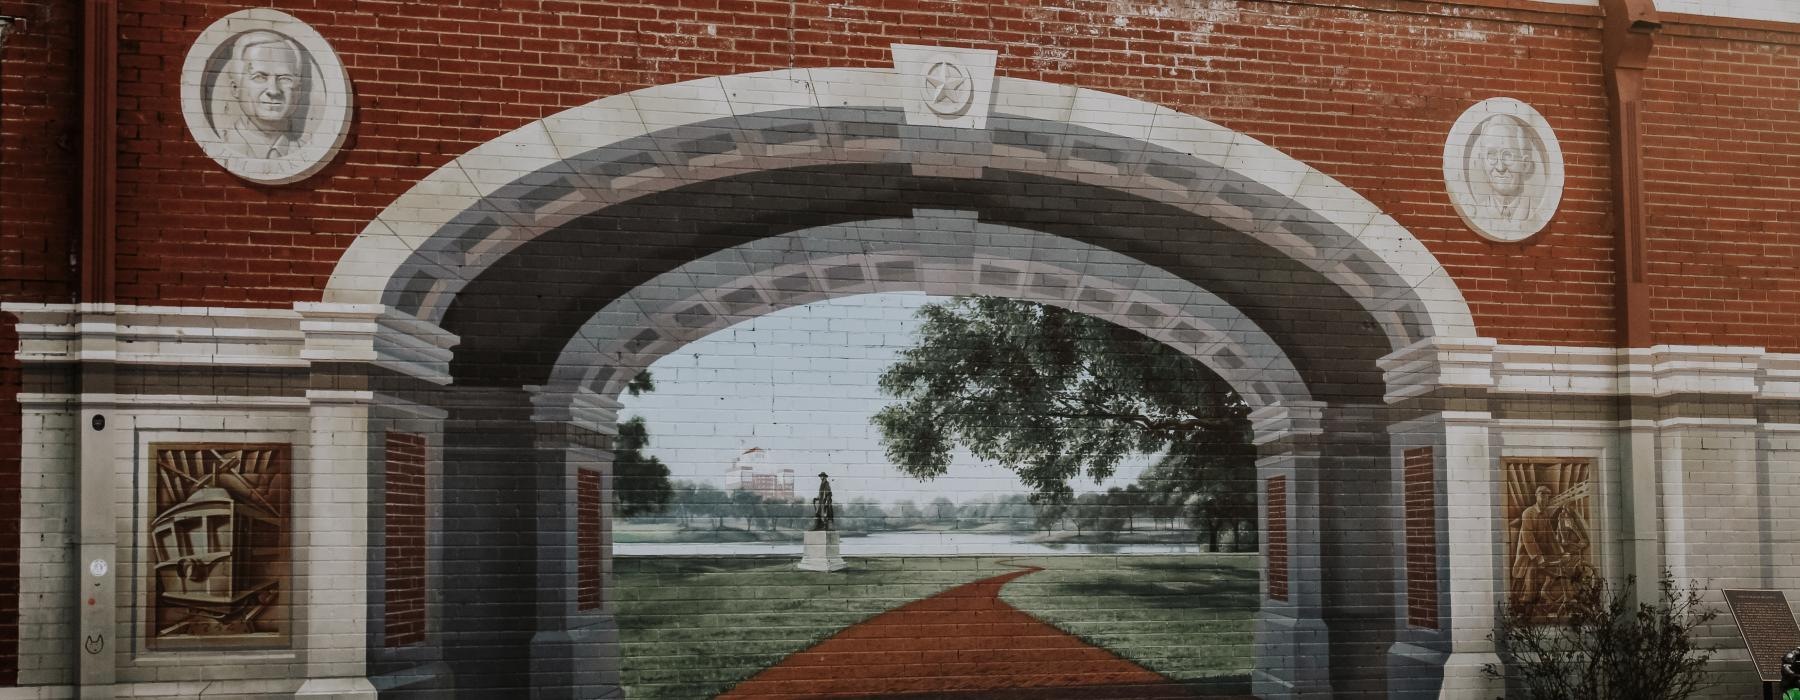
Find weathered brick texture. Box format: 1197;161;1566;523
1403;447;1438;630
1266;474;1287;602
0;1;80;303
0;0;1687;348
577;468;601;612
384;432;427;648
1642;21;1800;350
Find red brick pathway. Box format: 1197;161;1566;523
718;566;1219;699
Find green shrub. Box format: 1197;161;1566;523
1484;571;1718;700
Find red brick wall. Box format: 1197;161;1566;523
1402;447;1438;629
85;1;1615;345
1641;20;1800;351
1266;475;1287;602
577;468;601;612
384;432;427;647
5;1;1798;350
0;1;79;303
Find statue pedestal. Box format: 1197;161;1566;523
797;530;847;572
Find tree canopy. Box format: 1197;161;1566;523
873;296;1256;549
616;372;673;517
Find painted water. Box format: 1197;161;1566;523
614;530;1216;557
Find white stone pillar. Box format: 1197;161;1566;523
1376;336;1501;699
295;303;383;699
1434;409;1502;699
1250;400;1329;699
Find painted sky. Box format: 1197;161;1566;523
618;292;1153;505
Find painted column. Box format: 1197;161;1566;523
1250;401;1329;699
1377;337;1501;699
296;303;383;699
525;386;622;700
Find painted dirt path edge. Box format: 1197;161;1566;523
719;565;1236;699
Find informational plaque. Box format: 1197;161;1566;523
1724;589;1800;682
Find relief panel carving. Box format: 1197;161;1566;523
1502;457;1594;623
148;444;290;649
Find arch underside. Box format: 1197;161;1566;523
540;211;1312;410
378;107;1456;381
423;160;1399;404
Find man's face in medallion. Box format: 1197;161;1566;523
1476;116;1537;199
230;33;304;134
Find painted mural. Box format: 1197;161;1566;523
1502;457;1595;623
611;294;1261;698
147;444;290;649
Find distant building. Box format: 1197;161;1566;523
725;447;796;500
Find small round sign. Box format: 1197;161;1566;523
89;559;108;578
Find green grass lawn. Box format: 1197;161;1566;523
996;554;1259;692
613;554;1257;699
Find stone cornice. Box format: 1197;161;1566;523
1381;339;1793;403
2;302;461;388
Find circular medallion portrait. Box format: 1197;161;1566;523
1443;98;1564;243
180;9;352;185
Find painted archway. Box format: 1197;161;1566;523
322;52;1491;699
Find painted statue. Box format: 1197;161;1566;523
810;472;835;531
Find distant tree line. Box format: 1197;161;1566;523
627;479;1253;549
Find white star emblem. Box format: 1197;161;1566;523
922;61;972;115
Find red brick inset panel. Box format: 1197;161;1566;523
1267;475;1288;602
578;469;602;612
1403;447;1440;630
384;432;427;647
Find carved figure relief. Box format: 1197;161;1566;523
1502;457;1594;623
148;444;289;649
181;9;352;185
1444;98;1565;242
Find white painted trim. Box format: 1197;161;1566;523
1498;418;1630;431
1250;401;1327;445
323;61;1477;346
4;303;308;368
30;394;311;410
1381;341;1795;402
1496;0;1800;24
1654;0;1800;24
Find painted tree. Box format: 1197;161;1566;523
874;296;1256;550
615;373;673;517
